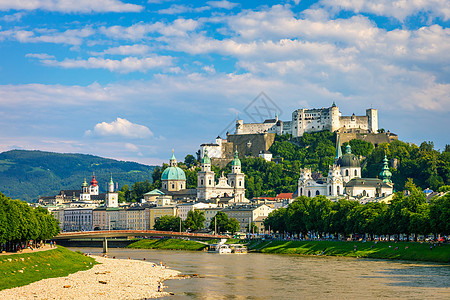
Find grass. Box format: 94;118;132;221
127;238;208;251
249;240;450;263
0;246;98;291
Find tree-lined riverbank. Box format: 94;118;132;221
248;240;450;263
128;237;449;263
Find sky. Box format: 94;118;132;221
0;0;449;166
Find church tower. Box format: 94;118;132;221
105;175;118;208
227;150;245;202
197;149;216;200
80;178;91;200
327;164;343;196
89;173;99;195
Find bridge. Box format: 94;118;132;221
54;230;230;253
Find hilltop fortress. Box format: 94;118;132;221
200;103;396;167
236;102;378;137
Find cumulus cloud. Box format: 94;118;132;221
91;44;150;56
25;53;55;60
86;118;153;139
1;12;24;22
158;4;209;15
41;56;173;73
99;19;199;40
207;1;238;10
0;27;94;45
320;0;450;21
0;0;143;13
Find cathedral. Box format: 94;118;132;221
298;135;393;199
159;150;247;202
197;150;246;202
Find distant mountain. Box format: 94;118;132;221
0;150;155;202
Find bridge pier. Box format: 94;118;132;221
103;237;108;253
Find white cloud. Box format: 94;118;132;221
207;1;238;10
91;44;150;56
1;12;24;22
0;0;143;13
99;19;200;40
157;4;209;15
125;142;139;152
319;0;450;21
41;56;173;73
86;118;153;139
25;53;55;60
0;27;94;45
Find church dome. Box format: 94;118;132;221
337;145;360;168
81;178;88;188
90;174;98;187
161;167;186;181
161;152;186;181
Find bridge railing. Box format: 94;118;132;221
56;230;230;239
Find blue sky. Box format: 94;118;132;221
0;0;449;165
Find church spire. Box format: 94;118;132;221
335;134;342;160
379;155;393;184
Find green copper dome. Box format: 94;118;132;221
161;167;186;181
161;152;186;181
337;145;360;168
379;155;392;183
231;150;241;166
81;178;88;188
201;149;211;164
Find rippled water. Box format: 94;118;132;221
70;247;450;299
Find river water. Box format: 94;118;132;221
69;247;450;299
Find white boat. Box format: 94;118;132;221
208;239;232;254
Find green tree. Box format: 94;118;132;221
264;207;287;234
209;212;239;234
154;215;185;232
184;155;198;168
185;210;205;231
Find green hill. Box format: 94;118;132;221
0;150;155;202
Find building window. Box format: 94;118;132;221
300;188;303;195
308;191;311;197
171;184;175;189
201;179;204;186
337;186;340;194
209;180;212;185
316;190;320;196
354;170;357;176
346;170;349;176
329;186;332;195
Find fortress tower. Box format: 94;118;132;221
366;108;378;133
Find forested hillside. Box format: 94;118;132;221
0;150;155;202
142;132;449;199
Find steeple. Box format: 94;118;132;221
379;155;393;184
335;134;342;160
108;174;114;192
169;149;177;167
345;144;352;154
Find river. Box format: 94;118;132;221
69;247;450;299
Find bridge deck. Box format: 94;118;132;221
54;230;229;240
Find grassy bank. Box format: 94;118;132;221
0;246;98;291
127;238;208;251
248;240;450;263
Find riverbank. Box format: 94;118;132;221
127;238;208;251
248;240;450;263
0;251;180;299
0;246;97;291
